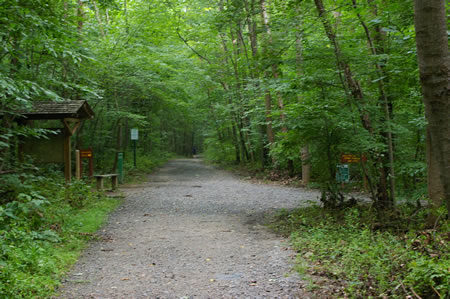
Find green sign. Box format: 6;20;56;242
336;164;350;183
118;152;124;184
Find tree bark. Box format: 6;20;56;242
77;0;84;32
244;0;268;166
314;0;393;207
260;0;275;147
261;0;287;133
352;0;395;201
414;0;450;215
426;128;444;208
295;6;311;184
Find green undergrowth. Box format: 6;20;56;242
0;172;122;298
271;205;449;298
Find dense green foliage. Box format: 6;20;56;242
272;205;449;298
0;0;441;202
0;0;448;297
0;172;121;298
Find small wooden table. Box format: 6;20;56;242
94;174;118;191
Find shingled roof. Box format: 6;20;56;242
19;100;94;120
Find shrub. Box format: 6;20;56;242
272;205;449;298
0;172;120;298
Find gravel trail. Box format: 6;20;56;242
58;159;321;298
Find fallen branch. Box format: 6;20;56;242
431;285;442;298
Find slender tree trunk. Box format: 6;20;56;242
245;0;268;166
111;120;122;172
314;0;393;207
124;0;129;34
77;0;84;32
217;0;247;163
260;0;275;149
295;6;311;184
352;0;395;201
414;0;450;216
260;0;287;133
105;8;110;25
112;93;122;172
92;0;105;37
229;22;250;162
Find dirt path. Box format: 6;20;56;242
58;159;320;298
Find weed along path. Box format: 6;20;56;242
58;159;320;298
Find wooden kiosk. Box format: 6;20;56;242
19;100;94;182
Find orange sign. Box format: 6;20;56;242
80;149;93;158
340;153;366;163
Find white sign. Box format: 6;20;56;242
131;128;139;140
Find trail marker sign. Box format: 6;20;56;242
79;148;94;177
80;148;93;158
340;153;367;163
336;164;350;183
131;128;139;140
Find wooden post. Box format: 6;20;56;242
62;118;81;183
111;175;118;190
75;150;81;180
89;155;93;177
96;177;104;190
79;152;83;176
64;129;71;183
88;147;93;177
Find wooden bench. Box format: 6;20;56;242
94;174;118;191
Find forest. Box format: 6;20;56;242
0;0;448;298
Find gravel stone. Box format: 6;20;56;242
57;159;321;298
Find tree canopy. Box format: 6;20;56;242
0;0;448;213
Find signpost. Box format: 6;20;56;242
118;152;124;184
130;128;138;168
340;153;367;163
336;164;350;184
339;153;368;188
79;148;94;177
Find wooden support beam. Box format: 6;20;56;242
75;150;81;180
62;118;81;136
64;129;71;183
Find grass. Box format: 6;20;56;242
270;204;449;298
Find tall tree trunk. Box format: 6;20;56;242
105;8;110;25
124;0;129;34
352;0;395;201
77;0;84;32
229;21;250;162
426;128;444;211
111;93;122;172
245;0;268;166
111;120;122;172
414;0;450;216
260;0;287;132
218;0;250;163
260;0;275;155
295;6;311;184
92;0;105;38
314;0;392;207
